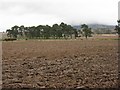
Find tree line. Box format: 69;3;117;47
6;22;93;39
115;20;120;37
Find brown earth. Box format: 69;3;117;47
2;37;119;88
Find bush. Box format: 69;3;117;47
3;38;17;41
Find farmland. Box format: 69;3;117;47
2;36;118;88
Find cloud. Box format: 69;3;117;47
0;0;119;31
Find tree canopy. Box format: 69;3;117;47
81;24;93;39
6;23;95;40
6;22;78;39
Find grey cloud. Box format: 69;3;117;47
0;0;119;31
0;0;77;17
0;2;44;15
0;1;66;15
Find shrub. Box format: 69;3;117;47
3;38;17;41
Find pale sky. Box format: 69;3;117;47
0;0;119;31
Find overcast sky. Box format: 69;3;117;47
0;0;119;31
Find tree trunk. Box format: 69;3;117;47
85;35;87;39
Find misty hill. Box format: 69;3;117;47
73;24;115;30
73;24;116;34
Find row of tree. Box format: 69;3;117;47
6;22;93;39
115;20;120;37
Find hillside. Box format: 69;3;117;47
73;24;115;34
73;24;115;30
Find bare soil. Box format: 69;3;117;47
2;37;118;88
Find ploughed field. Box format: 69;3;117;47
2;38;118;88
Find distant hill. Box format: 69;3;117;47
89;24;115;30
73;24;115;30
73;24;116;34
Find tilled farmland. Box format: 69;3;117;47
2;38;118;88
